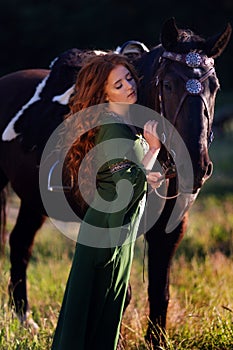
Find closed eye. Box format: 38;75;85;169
115;74;134;89
126;73;133;81
115;83;122;89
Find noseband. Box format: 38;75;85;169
154;51;216;199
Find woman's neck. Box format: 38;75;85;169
108;102;132;124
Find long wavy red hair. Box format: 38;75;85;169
63;53;139;209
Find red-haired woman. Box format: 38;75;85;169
51;53;161;350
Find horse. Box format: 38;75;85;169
135;18;231;346
0;17;231;348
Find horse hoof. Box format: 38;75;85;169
145;331;166;350
18;311;40;334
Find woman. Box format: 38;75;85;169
51;53;161;350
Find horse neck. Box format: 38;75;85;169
136;45;164;110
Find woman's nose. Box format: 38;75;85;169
125;80;133;89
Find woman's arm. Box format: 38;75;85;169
142;120;163;189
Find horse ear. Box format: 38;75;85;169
160;17;179;50
205;23;232;58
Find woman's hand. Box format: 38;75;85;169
146;172;164;189
142;120;161;171
143;120;161;150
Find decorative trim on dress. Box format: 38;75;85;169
109;160;132;174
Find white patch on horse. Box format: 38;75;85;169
52;85;75;105
193;68;202;77
93;50;107;55
49;56;59;69
2;75;49;141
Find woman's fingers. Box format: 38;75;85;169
146;172;164;189
143;120;161;149
152;122;159;137
144;120;158;135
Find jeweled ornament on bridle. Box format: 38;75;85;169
185;79;202;95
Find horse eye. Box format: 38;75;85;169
163;80;172;91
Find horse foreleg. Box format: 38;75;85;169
0;170;9;254
145;214;188;348
8;201;45;321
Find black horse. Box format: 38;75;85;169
0;18;231;348
135;19;231;346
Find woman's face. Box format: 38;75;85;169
105;65;137;104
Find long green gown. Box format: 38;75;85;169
51;112;148;350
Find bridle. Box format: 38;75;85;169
154;51;216;199
158;51;215;144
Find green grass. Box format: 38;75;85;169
0;224;75;350
203;131;233;195
0;130;233;349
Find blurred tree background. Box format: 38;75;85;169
0;0;232;91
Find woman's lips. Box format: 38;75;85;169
128;90;136;99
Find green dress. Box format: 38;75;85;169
51;112;148;350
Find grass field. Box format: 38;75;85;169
0;131;232;349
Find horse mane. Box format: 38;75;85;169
10;49;97;158
136;44;164;108
40;48;97;99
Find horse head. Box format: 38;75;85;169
138;18;232;195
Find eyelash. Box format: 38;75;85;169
115;75;133;89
